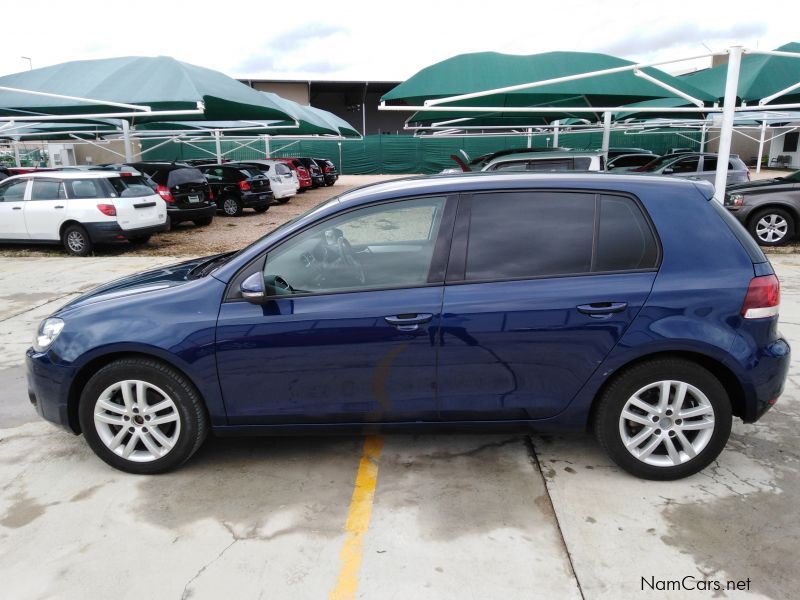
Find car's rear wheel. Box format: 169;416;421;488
594;358;731;480
62;224;93;257
749;208;794;246
222;197;244;216
193;216;213;226
78;358;208;474
128;235;151;245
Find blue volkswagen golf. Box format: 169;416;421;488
26;174;790;479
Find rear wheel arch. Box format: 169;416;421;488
67;351;208;434
58;219;83;238
587;350;746;430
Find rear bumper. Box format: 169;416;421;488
728;335;791;422
84;221;168;243
168;204;217;222
323;174;338;185
241;191;274;207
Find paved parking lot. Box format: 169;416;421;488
1;254;798;599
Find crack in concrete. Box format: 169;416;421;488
0;291;78;324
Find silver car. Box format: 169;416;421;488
633;153;749;184
481;150;604;173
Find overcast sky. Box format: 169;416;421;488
1;0;797;80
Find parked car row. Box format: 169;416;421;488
0;156;339;256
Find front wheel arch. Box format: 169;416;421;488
67;351;208;434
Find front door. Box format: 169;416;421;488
23;178;68;241
216;195;455;424
0;178;30;240
437;191;659;420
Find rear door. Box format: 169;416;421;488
667;156;700;179
437;191;659;421
23;178;68;240
0;178;30;239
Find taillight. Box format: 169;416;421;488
120;172;133;177
156;184;174;203
324;165;331;173
239;180;251;191
742;275;780;319
208;188;214;200
97;203;116;216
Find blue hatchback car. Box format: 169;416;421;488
26;174;790;479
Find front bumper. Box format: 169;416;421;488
26;349;78;433
84;221;168;243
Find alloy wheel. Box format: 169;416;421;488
66;231;86;253
755;214;788;243
223;198;239;215
93;379;181;463
618;379;715;467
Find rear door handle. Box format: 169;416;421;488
54;205;65;209
12;206;22;210
385;313;433;331
577;302;628;317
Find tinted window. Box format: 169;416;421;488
529;159;573;172
107;176;154;198
492;161;528;172
596;196;659;271
670;157;699;173
610;155;651;168
30;179;66;201
0;179;27;201
65;179;103;199
465;192;594;280
275;163;291;175
236;168;261;179
783;131;799;153
166;168;205;187
201;167;225;181
263;197;446;295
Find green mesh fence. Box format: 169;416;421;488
141;130;703;174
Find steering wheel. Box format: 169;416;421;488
337;236;366;284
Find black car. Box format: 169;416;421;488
605;147;654;159
0;166;9;181
725;170;800;246
312;158;338;186
198;164;273;216
126;162;215;227
288;157;325;187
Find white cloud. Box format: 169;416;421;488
0;0;797;81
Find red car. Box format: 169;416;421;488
274;158;312;192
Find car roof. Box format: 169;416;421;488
487;150;603;163
11;170;126;180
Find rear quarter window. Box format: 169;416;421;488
65;179;103;199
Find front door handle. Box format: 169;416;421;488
577;302;628;317
12;206;22;210
385;313;433;331
54;205;65;209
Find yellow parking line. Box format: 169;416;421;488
329;435;384;600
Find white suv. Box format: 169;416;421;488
0;171;168;256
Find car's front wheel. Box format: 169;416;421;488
594;358;732;480
78;357;208;474
749;208;794;246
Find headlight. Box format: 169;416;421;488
726;193;745;207
33;318;64;352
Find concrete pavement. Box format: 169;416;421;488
1;255;798;599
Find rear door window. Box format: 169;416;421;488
65;179;103;199
463;192;595;280
670;157;699;173
30;179;66;200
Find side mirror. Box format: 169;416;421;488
240;272;265;302
663;167;674;175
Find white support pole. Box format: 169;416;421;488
601;111;612;165
756;119;767;174
214;129;222;163
526;127;533;148
12;141;21;167
338;142;343;173
700;123;707;152
713;46;743;202
553;120;560;147
263;134;271;158
121;120;134;162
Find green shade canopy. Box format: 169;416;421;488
0;119;120;141
0;56;295;122
613;97;706;121
681;42;800;104
384;51;714;129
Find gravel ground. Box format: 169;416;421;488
0;175;411;258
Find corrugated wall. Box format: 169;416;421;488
140;130;703;174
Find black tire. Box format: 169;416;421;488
748;208;795;246
254;205;270;213
61;223;93;256
193;216;213;226
128;235;151;246
593;358;732;480
78;357;209;474
222;197;244;217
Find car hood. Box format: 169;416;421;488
58;254;228;311
727;178;788;193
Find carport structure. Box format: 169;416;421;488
380;45;800;199
0;56;359;166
